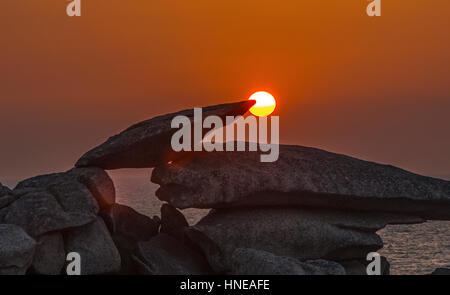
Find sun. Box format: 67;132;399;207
248;91;276;116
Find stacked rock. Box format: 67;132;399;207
1;100;449;275
0;101;253;275
0;168;163;275
150;146;449;274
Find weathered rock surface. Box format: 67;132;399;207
16;167;115;209
132;233;212;275
190;208;422;273
431;268;450;275
0;168;115;237
160;203;189;241
75;100;255;169
31;233;65;275
0;194;16;210
0;183;11;197
0;224;36;275
1;190;97;237
100;203;160;274
101;203;159;242
65;218;121;274
70;167;115;208
0;183;14;209
231;248;346;275
152;145;450;220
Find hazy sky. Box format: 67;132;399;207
1;1;449;182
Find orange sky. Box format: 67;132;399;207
1;1;449;182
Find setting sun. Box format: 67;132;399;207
248;91;276;117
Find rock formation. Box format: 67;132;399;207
132;233;212;275
152;146;450;219
0;183;11;198
0;224;36;275
1;101;448;275
230;248;346;275
75;101;255;169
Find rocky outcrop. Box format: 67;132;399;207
1;101;448;275
75;101;255;169
31;233;65;275
16;167;115;209
0;168;116;238
132;233;212;275
0;183;14;209
70;167;115;209
431;268;450;275
189;208;421;273
231;248;346;275
0;183;11;197
100;204;160;274
0;168;123;274
1;190;97;237
101;203;159;242
65;218;121;275
160;203;189;241
152;145;450;220
0;224;36;275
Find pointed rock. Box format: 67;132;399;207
0;183;11;197
160;203;188;241
100;203;160;274
100;203;159;242
75;100;255;169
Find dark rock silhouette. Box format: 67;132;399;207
16;167;115;209
160;203;189;241
76;101;255;169
0;183;14;209
100;203;160;274
152;145;450;220
101;203;159;242
431;268;450;275
189;208;424;273
31;233;65;275
65;218;121;275
231;248;346;275
0;183;11;198
132;233;212;275
1;190;97;237
0;224;36;275
1;102;448;275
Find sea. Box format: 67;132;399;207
3;170;450;275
